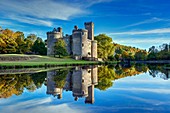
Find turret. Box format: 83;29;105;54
46;28;63;56
84;22;94;40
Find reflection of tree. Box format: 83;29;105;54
96;66;114;90
0;74;33;98
96;65;147;90
0;72;46;98
134;64;148;73
148;64;170;79
53;69;69;88
30;72;46;89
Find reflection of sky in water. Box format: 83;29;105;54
0;72;170;113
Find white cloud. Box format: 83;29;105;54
83;0;113;7
0;0;85;20
7;15;53;27
0;0;86;27
108;28;170;35
0;0;113;27
112;37;170;45
119;17;163;29
0;20;25;28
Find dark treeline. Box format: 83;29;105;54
0;72;46;98
0;28;47;55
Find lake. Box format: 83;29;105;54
0;64;170;113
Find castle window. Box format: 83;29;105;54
88;70;91;73
82;43;84;47
88;52;91;55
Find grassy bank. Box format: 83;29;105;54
0;54;101;68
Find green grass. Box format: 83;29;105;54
0;54;98;67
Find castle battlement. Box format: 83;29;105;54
47;22;97;60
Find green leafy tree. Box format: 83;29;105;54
24;34;37;53
134;51;147;60
94;34;114;60
54;39;68;57
0;29;17;53
96;66;115;90
32;37;47;55
15;31;26;53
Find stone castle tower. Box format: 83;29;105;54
47;22;97;60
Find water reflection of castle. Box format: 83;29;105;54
45;66;98;104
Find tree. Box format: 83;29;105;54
54;39;68;57
94;34;114;60
0;29;17;53
134;51;147;60
32;37;47;55
15;31;26;53
24;34;37;53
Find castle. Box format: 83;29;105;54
47;22;97;60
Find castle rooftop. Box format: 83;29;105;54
72;29;88;33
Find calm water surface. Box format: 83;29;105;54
0;65;170;113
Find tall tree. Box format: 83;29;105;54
94;34;114;60
15;31;26;53
0;29;17;53
24;34;37;53
32;37;47;55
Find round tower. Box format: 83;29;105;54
47;28;63;56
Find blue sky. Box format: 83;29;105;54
0;0;170;49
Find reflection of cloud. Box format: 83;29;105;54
118;94;170;106
111;87;170;94
0;97;86;113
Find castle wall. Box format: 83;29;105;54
63;35;72;55
81;32;92;58
72;30;85;56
